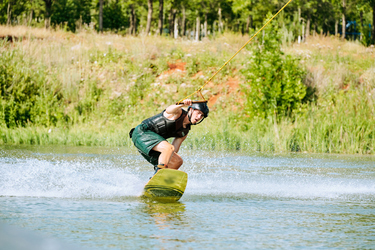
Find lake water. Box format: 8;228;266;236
0;145;374;249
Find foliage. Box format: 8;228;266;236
52;0;92;32
95;0;129;32
240;23;307;120
0;44;65;128
358;23;373;46
0;27;374;154
0;0;374;45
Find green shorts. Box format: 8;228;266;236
130;123;166;166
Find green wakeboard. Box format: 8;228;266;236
142;169;188;202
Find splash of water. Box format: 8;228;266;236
1;150;374;201
0;157;143;198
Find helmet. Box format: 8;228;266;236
189;102;209;118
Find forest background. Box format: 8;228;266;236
0;0;375;154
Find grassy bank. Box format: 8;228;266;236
1;26;375;154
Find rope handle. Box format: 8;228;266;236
176;100;207;105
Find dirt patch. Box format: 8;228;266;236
156;61;242;109
168;60;186;71
208;77;240;106
157;60;186;80
227;77;239;92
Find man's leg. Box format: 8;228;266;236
168;152;183;170
151;141;174;167
151;141;183;170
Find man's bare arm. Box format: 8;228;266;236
164;99;192;119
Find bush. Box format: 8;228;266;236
0;46;65;128
358;24;373;47
240;23;307;120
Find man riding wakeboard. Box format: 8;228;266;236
129;99;209;174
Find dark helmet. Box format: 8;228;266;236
189;102;209;118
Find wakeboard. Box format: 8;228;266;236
141;169;188;202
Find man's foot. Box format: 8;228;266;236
150;164;167;178
153;165;161;175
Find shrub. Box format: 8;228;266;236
240;23;307;120
0;46;65;128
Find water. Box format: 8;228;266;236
1;145;374;249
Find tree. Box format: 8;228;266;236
0;0;29;25
99;0;103;32
52;0;91;32
42;0;53;28
158;0;163;35
359;0;375;44
25;0;45;26
129;3;136;35
342;0;347;39
232;0;254;34
146;0;153;34
371;0;375;44
330;0;358;39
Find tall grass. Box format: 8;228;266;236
1;26;375;154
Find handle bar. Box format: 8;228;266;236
176;100;207;105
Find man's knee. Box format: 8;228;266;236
153;141;174;154
168;144;175;153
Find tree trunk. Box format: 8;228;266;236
360;11;363;41
169;8;176;37
174;17;178;38
168;9;172;36
306;15;310;39
43;0;52;29
302;22;305;41
99;0;103;33
245;15;252;34
158;0;164;35
134;8;137;34
313;23;316;36
28;0;34;26
129;4;135;35
335;20;338;36
7;2;11;25
196;13;200;41
342;14;346;39
192;22;196;39
182;5;186;37
204;12;208;38
341;0;346;40
28;0;33;26
372;2;375;44
186;20;190;38
146;0;153;35
29;9;34;26
218;6;222;33
302;22;306;42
